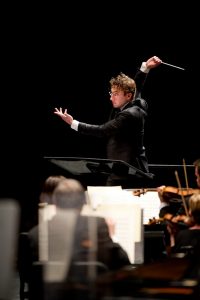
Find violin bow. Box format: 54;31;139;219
175;170;189;217
183;158;189;190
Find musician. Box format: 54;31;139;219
54;56;162;188
158;159;200;220
157;185;186;220
194;158;200;188
171;193;200;279
156;160;200;251
28;178;131;271
171;193;200;249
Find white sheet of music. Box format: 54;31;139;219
82;187;143;264
86;185;122;208
86;186;160;224
126;191;161;224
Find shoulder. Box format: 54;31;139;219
78;215;108;228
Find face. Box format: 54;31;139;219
195;166;200;188
109;87;132;109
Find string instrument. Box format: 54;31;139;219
133;186;200;198
148;214;174;225
143;160;199;255
148;214;194;227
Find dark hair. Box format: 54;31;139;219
40;175;66;204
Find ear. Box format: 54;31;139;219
127;92;132;100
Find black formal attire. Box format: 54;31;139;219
159;194;191;219
27;214;130;271
19;214;130;299
76;70;150;188
172;228;200;254
171;228;200;279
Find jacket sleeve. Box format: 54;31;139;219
134;69;148;98
78;110;138;137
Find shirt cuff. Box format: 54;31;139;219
71;120;79;131
140;62;150;74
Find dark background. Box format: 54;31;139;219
1;3;199;229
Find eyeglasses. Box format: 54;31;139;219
109;90;135;96
109;91;119;97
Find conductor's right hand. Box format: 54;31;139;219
54;107;73;125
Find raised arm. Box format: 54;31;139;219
135;55;162;97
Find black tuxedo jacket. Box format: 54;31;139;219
27;214;130;272
78;70;149;174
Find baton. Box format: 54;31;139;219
162;61;185;71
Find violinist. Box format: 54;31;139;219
171;193;200;278
157;185;187;220
156;185;190;251
157;158;200;222
171;193;200;251
155;160;200;248
193;158;200;188
157;186;197;228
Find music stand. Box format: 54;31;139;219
43;157;154;188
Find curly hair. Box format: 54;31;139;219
109;72;136;97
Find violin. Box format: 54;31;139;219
148;214;174;225
148;214;194;227
160;186;199;197
171;214;194;226
133;186;200;197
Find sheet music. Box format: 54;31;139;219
82;187;143;264
126;190;160;224
86;185;122;208
86;186;160;224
